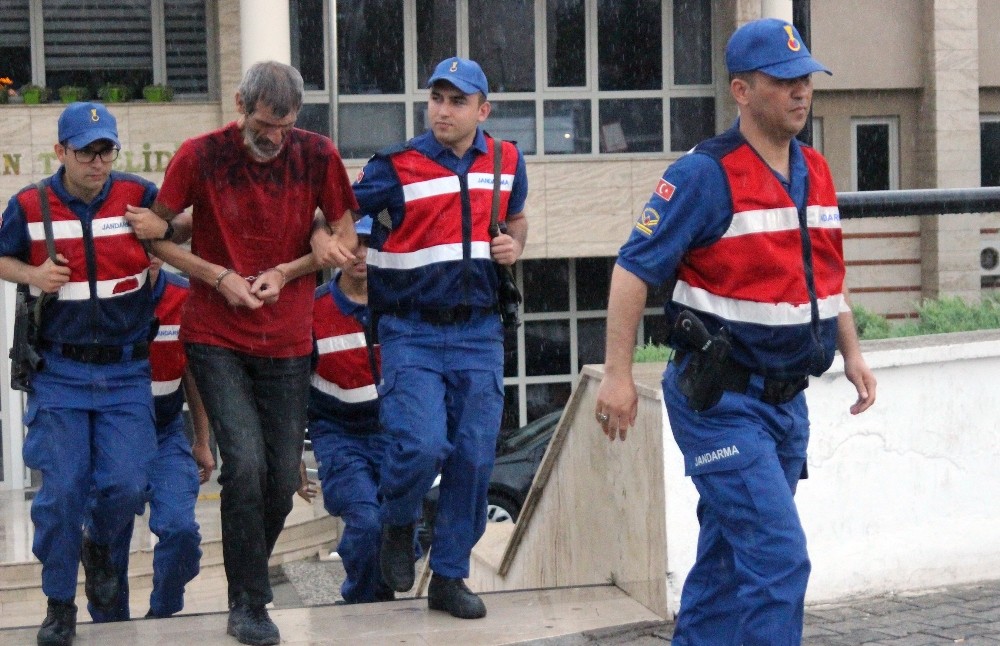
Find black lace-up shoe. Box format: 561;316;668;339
80;534;118;611
227;603;280;646
380;523;415;592
37;598;77;646
427;574;487;619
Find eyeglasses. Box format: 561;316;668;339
69;147;120;163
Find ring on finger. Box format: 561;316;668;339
597;412;609;423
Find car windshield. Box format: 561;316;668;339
496;410;562;455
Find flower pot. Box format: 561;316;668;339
60;90;81;103
142;86;173;103
22;89;42;104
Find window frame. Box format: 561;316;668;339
310;0;715;160
10;0;215;99
850;116;900;192
980;114;1000;188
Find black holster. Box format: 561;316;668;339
672;310;732;412
9;289;45;393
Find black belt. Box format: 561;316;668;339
388;305;497;325
41;340;149;364
674;350;808;405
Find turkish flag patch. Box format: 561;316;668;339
655;179;676;202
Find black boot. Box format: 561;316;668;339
37;598;77;646
380;523;415;592
81;534;119;611
227;603;280;646
427;574;487;619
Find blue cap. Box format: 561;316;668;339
726;18;831;79
57;102;120;149
427;57;489;98
355;215;373;236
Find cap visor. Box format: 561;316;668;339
427;75;481;95
65;131;120;150
758;57;832;79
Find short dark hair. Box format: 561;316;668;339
238;61;304;118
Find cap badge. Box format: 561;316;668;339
784;25;801;52
90;109;100;122
449;60;459;72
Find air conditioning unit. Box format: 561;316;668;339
981;239;1000;278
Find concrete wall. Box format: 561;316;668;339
472;330;1000;616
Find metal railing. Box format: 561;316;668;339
838;187;1000;218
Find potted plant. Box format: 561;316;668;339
0;77;14;104
98;82;131;103
20;84;52;104
58;85;89;103
142;83;174;103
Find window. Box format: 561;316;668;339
851;117;899;191
0;0;211;99
294;0;715;158
502;257;665;428
982;116;1000;187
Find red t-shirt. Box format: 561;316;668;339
157;122;358;357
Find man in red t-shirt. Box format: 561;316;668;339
126;61;358;646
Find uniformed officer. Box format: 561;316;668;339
84;252;215;623
0;102;159;646
298;215;399;604
352;57;528;619
595;19;877;645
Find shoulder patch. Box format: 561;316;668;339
635;207;660;236
655;178;676;202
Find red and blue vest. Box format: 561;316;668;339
308;277;380;435
666;132;845;379
367;136;518;312
150;270;189;428
15;173;154;346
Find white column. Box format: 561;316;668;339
761;0;793;21
240;0;291;72
0;281;26;490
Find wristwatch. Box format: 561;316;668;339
161;221;175;241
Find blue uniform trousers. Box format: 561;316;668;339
87;415;202;621
311;421;394;603
22;351;156;604
663;359;811;646
376;313;504;579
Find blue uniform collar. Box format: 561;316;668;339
328;272;370;324
412;128;488;165
48;166;114;214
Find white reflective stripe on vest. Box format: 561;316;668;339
27;219;84;240
806;205;841;228
722;206;799;238
155;324;181;341
317;332;366;355
152;378;182;397
673;280;845;326
90;216;134;238
30;268;149;301
367;241;491;270
466;172;514;192
403;176;461;202
310;373;378;403
401;173;514;203
721;205;841;240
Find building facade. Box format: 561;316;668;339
1;0;998;487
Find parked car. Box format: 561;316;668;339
419;409;562;551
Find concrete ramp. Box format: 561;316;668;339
0;585;661;645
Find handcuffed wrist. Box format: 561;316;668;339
214;268;234;291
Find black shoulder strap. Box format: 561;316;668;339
35;181;59;263
489;138;502;238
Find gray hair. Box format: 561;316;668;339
238;61;304;118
